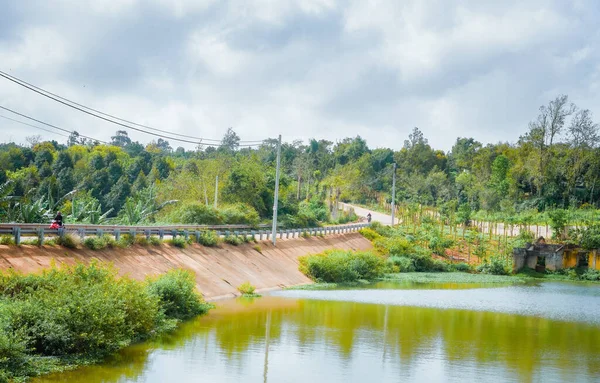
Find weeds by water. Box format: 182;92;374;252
237;281;261;297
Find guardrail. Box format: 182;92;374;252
0;222;371;245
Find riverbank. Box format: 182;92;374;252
0;233;372;300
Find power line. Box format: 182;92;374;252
0;104;262;149
0;105;109;144
0;70;264;144
0;114;69;138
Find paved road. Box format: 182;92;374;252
339;203;399;226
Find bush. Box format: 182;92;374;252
451;262;472;272
224;235;242;246
83;235;117;250
580;268;600;281
149;236;162;246
0;236;14;246
56;233;79;249
0;264;212;382
220;203;260;225
428;235;453;256
169;237;188;248
252;245;262;253
359;228;381;241
197;231;220;247
387;256;416;272
118;234;135;248
375;237;415;256
299;250;385;283
174;203;223;225
237;281;256;295
146;269;211;320
477;255;509;275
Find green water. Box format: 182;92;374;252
34;282;600;383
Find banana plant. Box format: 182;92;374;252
119;185;178;225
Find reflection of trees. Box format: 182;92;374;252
35;297;600;383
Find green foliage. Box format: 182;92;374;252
477;255;509;275
252;245;262;253
223;235;242;245
299;250;385;283
548;209;568;239
197;231;220;247
0;236;14;246
387;256;416;272
55;233;79;249
450;262;472;272
359;228;381;241
237;281;257;295
428;234;453;256
149;236;162;246
0;263;211;381
169;237;188;248
580;268;600;281
220;203;260;225
83;235;116;250
572;225;600;250
146;269;211;320
375;237;415;256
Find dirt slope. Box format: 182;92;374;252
0;233;372;300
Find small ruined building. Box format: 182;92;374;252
513;237;600;273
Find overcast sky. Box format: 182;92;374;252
0;0;599;151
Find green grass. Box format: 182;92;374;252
380;272;526;284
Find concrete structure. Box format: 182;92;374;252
0;232;372;300
513;238;595;272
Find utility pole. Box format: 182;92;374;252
391;163;396;226
272;135;282;245
214;175;218;209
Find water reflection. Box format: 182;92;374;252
34;283;600;383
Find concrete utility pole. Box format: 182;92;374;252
272;135;282;245
391;163;396;226
214;175;219;209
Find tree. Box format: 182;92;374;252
219;128;240;152
111;130;132;147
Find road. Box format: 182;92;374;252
339;203;399;226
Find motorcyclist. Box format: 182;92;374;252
367;213;372;223
53;211;64;228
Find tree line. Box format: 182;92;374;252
0;94;598;226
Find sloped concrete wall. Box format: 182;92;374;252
0;233;372;300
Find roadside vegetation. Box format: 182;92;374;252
0;263;211;382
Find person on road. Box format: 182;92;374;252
53;211;64;228
367;213;372;223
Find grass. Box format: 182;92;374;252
169;237;188;248
380;272;527;284
224;235;242;246
252;245;262;253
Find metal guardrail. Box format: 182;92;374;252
0;222;371;245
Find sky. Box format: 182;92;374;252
0;0;599;152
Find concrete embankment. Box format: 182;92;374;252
0;233;372;300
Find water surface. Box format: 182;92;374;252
34;282;600;383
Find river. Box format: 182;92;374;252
33;281;600;383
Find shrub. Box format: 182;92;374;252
0;264;212;382
135;235;149;246
252;245;262;253
0;236;14;246
174;203;223;225
224;235;242;246
451;263;472;272
580;268;600;281
359;228;381;241
387;256;415;272
301;231;310;238
220;203;260;225
56;233;79;249
428;235;453;256
83;235;117;250
237;281;256;295
20;238;40;246
299;250;385;283
149;236;162;246
146;269;211;320
477;255;509;275
118;234;135;248
169;237;188;248
375;237;415;256
197;231;220;247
